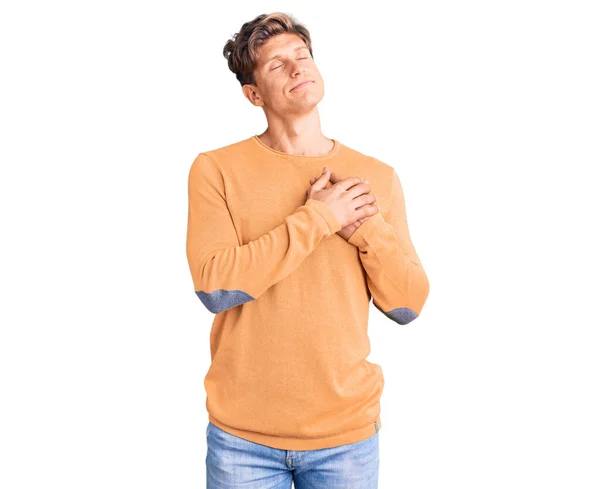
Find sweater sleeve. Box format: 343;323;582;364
347;167;430;325
186;153;342;314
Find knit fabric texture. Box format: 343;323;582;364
186;134;430;450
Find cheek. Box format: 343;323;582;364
263;82;284;100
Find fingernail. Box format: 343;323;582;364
365;179;369;183
323;166;327;172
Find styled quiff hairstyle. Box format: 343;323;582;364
223;12;314;88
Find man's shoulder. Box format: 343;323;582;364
337;140;394;176
189;137;258;177
197;136;254;162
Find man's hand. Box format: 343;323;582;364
309;171;380;241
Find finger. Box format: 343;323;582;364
356;198;378;212
312;166;331;189
330;173;368;186
342;176;366;191
358;202;380;219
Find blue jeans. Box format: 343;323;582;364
206;421;379;488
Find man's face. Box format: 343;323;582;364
244;33;324;116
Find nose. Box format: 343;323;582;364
291;61;305;77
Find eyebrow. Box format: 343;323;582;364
264;45;309;63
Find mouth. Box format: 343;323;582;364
291;80;313;91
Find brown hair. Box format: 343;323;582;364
222;12;314;88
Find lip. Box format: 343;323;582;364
291;80;313;91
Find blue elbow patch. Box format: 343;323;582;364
374;302;418;325
195;289;255;314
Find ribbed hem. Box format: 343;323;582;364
208;414;382;450
305;199;342;234
347;211;385;248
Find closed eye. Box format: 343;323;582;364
271;57;310;70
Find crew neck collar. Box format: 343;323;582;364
251;134;340;159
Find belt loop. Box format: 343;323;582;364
374;420;379;433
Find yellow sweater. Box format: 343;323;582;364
186;134;430;450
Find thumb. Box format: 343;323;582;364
312;166;331;190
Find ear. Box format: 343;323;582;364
241;84;263;106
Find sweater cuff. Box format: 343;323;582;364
347;211;385;248
305;199;342;234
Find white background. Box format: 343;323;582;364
1;1;599;488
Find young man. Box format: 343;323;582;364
186;12;430;489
